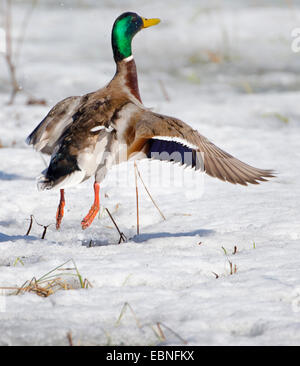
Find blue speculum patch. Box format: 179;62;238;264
147;139;203;169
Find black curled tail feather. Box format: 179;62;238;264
47;151;80;182
38;144;81;190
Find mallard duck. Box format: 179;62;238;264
27;12;274;230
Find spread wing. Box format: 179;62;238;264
26;96;82;155
129;109;274;186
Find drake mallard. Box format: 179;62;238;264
27;12;274;230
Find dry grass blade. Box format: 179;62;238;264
158;79;170;102
67;331;73;346
113;304;187;345
15;277;71;297
82;278;93;289
221;246;238;276
228;259;237;275
135;163;166;221
13;257;24;266
115;302;141;328
154;322;188;345
151;322;166;342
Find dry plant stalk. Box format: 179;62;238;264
133;161;166;236
66;332;73;346
25;214;34;235
3;0;20;104
41;225;49;239
135;163;166;221
212;271;219;279
134;161;139;235
25;214;53;239
2;0;38;104
228;259;237;275
105;208;126;243
158;79;170;102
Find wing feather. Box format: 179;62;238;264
26;96;81;155
131;109;274;185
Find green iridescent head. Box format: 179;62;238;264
111;12;160;62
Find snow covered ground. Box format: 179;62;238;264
0;0;300;346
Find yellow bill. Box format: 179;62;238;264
142;17;161;28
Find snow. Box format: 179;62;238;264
0;0;300;346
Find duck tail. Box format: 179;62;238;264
37;170;54;191
37;150;85;191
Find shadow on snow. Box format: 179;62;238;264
132;229;214;243
0;171;33;181
0;232;37;242
82;228;214;247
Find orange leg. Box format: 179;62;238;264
56;189;65;230
81;182;100;230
